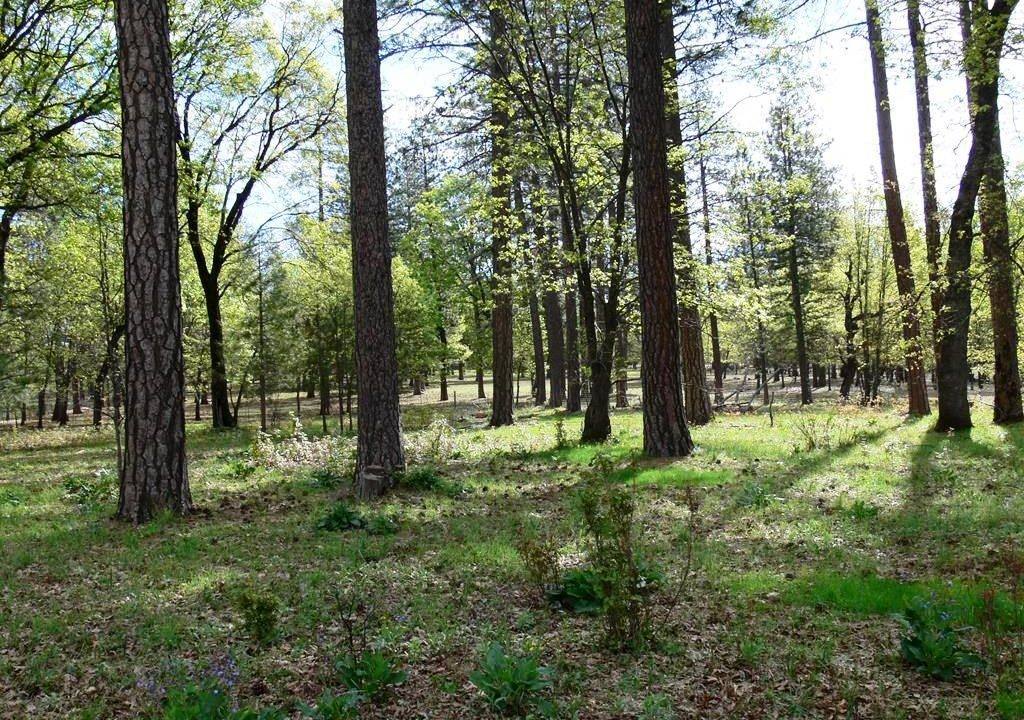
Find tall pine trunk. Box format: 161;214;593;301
864;0;930;416
979;118;1022;423
936;0;1016;431
488;3;514;427
114;0;191;522
907;0;943;366
343;0;406;496
698;152;724;405
625;0;693;457
660;11;711;425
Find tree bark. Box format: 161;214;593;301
788;238;812;405
343;0;406;495
542;286;566;407
528;287;546;405
114;0;191;522
660;11;711;425
564;286;581;412
488;3;514;427
907;0;943;366
625;0;693;457
864;0;930;416
698;151;724;405
979;116;1022;424
936;0;1017;431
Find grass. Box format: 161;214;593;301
2;404;1024;718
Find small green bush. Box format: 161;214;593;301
469;643;553;716
299;690;361;719
365;512;400;536
734;481;770;509
399;466;442;490
515;533;560;591
317;502;367;532
573;460;662;650
899;597;984;680
160;681;284;719
334;650;407;702
234;587;279;646
62;470;115;509
223;458;256;479
548;568;604;615
309;468;344;489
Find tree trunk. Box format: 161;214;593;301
543;287;566;407
864;0;931;416
343;0;406;495
661;12;711;425
787;239;812;405
528;288;546;406
114;0;190;522
202;284;236;428
624;0;693;457
907;0;943;366
488;4;514;428
699;154;724;406
615;324;629;408
476;365;486;399
564;286;581;412
936;0;1016;431
979;112;1022;423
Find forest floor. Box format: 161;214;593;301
3;403;1024;719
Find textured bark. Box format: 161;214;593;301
615;325;629;408
115;0;191;523
542;286;566;407
864;0;931;417
907;0;943;364
528;288;546;405
625;0;693;457
202;283;235;428
92;324;125;426
936;0;1017;431
979;108;1022;423
564;286;582;412
343;0;406;496
698;153;724;405
488;3;514;427
788;239;812;405
660;12;711;425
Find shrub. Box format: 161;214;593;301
334;650;407;702
469;643;553;716
554;416;568;450
160;680;284;720
62;469;115;509
223;458;256;479
234;587;279;646
515;532;560;592
547;568;604;615
573;460;660;650
398;465;462;497
299;691;360;719
734;481;770;509
399;466;442;491
899;597;984;680
365;512;400;536
317;502;367;532
309;468;344;489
